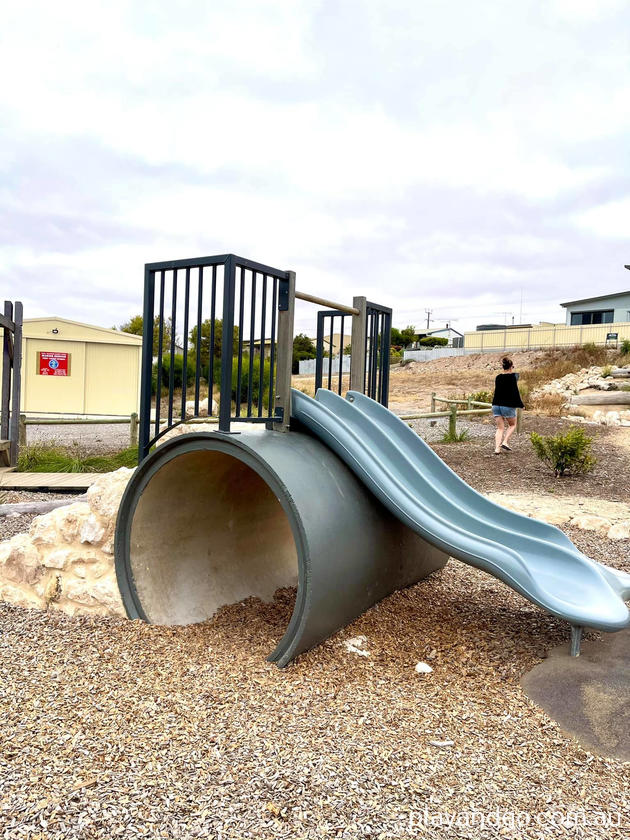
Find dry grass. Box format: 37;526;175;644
527;392;567;417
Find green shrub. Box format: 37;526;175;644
469;390;492;404
530;426;596;477
152;354;196;394
419;336;448;347
620;339;630;356
231;353;272;411
601;364;613;378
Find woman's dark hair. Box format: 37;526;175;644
501;357;513;370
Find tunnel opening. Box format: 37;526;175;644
126;448;299;626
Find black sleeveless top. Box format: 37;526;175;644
492;372;524;408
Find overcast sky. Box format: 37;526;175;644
2;0;629;336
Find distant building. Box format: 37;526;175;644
560;290;630;326
411;326;463;348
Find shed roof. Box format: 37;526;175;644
24;317;143;345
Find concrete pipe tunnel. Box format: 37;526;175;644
115;428;448;666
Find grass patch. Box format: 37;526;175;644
441;428;470;443
18;443;138;473
528;392;566;417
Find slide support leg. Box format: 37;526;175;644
570;625;582;657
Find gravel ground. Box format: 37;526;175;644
2;418;629;838
24;423;133;454
0;492;82;541
1;549;628;840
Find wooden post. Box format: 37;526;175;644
130;412;139;447
467;395;472;409
350;296;367;393
274;271;296;432
449;404;457;439
19;414;26;449
516;408;522;434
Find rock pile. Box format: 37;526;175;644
534;366;624;399
0;468;133;617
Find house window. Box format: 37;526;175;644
570;310;614;326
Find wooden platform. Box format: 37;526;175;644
0;472;102;490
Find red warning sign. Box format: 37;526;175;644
38;351;70;376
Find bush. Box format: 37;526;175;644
601;364;613;378
469;390;492;404
231;353;272;411
620;339;630;356
441;428;470;443
419;336;448;347
152;354;196;394
530;426;596;477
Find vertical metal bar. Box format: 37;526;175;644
350;296;367;394
208;266;217;416
327;314;334;390
273;271;295;431
138;268;155;461
247;271;257;416
1;301;13;442
381;311;392;406
219;256;236;432
369;309;378;398
235;267;245;417
338;315;345;395
315;312;325;392
9;302;22;466
167;269;178;428
258;274;267;417
376;312;383;402
154;271;166;440
570;625;582;657
194;267;203;415
180;268;190;419
267;277;278;417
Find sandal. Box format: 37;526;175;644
501;444;512;451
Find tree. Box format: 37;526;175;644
293;333;317;374
119;315;173;356
419;336;448;347
390;325;416;349
189;319;240;369
343;343;352;355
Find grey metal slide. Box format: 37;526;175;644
291;389;630;640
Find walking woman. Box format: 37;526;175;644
492;357;524;454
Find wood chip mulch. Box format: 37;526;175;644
1;543;629;839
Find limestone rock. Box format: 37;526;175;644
607;521;630;540
0;534;42;584
80;513;106;545
86;468;134;520
568;514;612;533
62;574;124;614
158;422;218;446
0;581;45;610
185;397;218;418
30;503;90;546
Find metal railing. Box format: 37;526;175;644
1;301;23;467
139;254;393;462
139;255;291;459
313;297;392;405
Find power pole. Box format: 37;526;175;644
424;309;432;330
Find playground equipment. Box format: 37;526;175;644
115;254;630;665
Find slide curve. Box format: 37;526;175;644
291;388;630;632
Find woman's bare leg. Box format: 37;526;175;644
503;417;517;446
494;417;504;452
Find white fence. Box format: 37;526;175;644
298;355;352;375
403;347;480;363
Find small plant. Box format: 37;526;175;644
469;390;492;404
530;426;596;477
601;364;613;378
441;428;470;443
528;392;566;417
620;338;630;356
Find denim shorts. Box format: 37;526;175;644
492;405;517;418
